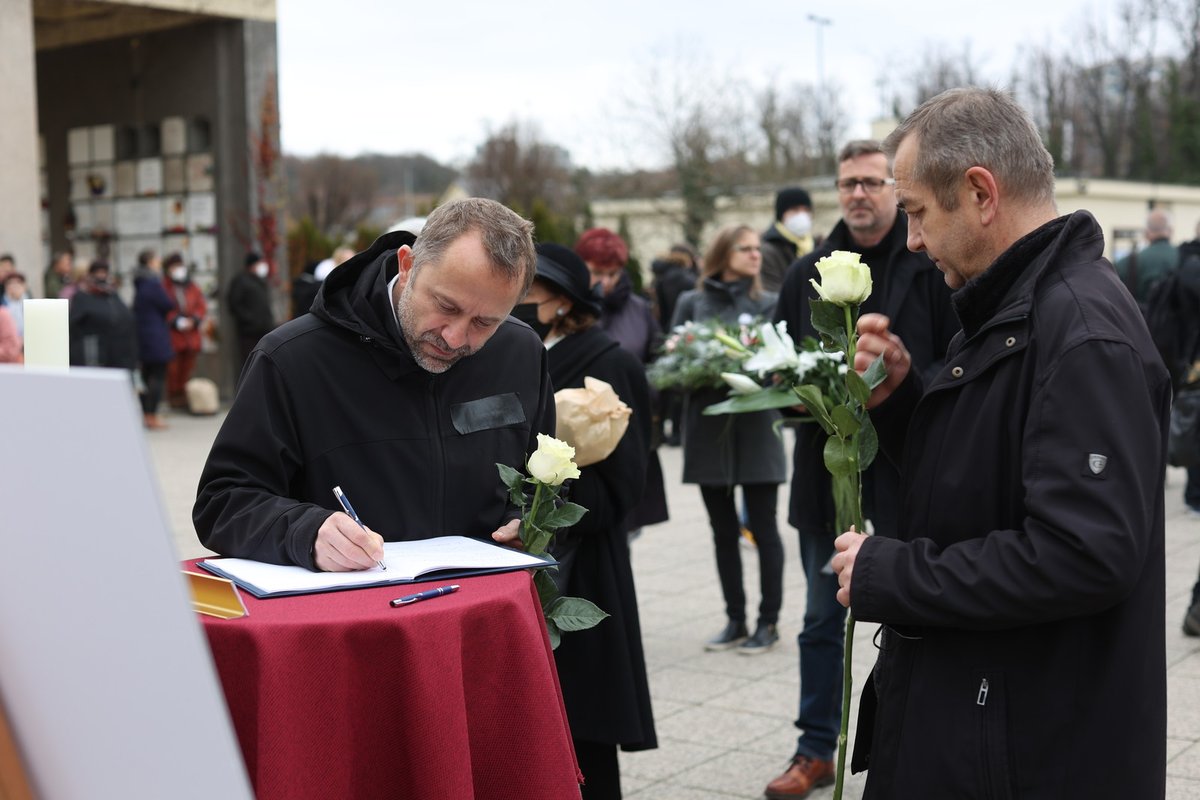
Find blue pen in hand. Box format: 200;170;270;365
390;584;460;607
332;485;387;571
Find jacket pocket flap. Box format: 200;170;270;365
451;393;526;434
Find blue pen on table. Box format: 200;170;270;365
390;584;460;607
332;485;387;571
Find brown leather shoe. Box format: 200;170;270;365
764;754;835;799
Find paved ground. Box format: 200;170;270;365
152;408;1200;799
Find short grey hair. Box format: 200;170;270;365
838;139;886;165
883;87;1055;212
411;197;537;293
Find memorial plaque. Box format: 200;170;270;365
114;162;137;198
90;125;115;163
162;197;187;233
67;127;90;165
186;153;214;192
161;117;187;156
163;157;186;194
187;193;216;232
137;158;163;196
115;198;163;237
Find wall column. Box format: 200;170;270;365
0;0;45;295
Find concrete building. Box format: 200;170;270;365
2;0;282;389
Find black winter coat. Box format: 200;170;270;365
775;214;958;537
851;212;1168;799
194;231;555;569
547;327;657;751
226;271;275;339
68;282;137;370
133;267;175;365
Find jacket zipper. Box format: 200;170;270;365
428;373;446;535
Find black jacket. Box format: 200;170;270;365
194;231;555;569
774;214;958;537
226;271;275;339
852;212;1168;798
547;326;657;751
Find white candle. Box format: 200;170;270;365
23;299;69;369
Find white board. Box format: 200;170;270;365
0;367;252;800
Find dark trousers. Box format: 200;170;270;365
575;738;620;800
699;483;784;626
166;349;199;406
139;361;168;415
794;526;848;761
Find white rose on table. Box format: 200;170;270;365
526;433;581;486
810;250;872;306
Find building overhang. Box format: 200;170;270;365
34;0;275;51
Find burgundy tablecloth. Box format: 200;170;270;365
190;562;582;799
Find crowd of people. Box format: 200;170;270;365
18;86;1190;799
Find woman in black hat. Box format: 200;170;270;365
511;242;656;799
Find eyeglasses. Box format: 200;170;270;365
733;244;761;254
835;177;896;195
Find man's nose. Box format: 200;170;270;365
441;320;470;350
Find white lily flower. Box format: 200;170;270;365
721;372;762;395
744;321;800;376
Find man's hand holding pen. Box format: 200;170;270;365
314;512;386;572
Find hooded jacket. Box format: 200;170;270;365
851;211;1168;798
194;231;555;569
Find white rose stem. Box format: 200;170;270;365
23;298;69;369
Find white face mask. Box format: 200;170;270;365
784;211;813;237
169;266;188;282
254;262;269;279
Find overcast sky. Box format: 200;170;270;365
276;0;1114;171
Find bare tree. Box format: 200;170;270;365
620;43;754;246
287;154;378;238
754;80;847;179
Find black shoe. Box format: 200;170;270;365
738;623;779;654
704;620;749;651
1184;603;1200;637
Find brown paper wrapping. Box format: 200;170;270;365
554;376;632;467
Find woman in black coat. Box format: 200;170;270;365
512;243;656;800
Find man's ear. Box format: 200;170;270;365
964;166;999;225
395;245;415;287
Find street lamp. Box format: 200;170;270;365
808;13;832;91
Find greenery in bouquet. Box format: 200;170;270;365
496;434;609;649
647;317;768;392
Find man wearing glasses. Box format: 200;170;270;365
763;140;958;798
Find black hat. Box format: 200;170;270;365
244;251;263;268
534;243;603;316
775;187;812;221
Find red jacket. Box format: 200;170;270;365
164;277;207;354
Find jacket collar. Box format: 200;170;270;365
952;211;1101;339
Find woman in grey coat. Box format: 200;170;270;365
670;224;787;653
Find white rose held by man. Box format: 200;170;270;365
526;433;581;486
811;250;873;306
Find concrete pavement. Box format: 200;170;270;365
150;408;1200;799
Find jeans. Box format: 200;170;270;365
794;526;848;761
699;483;784;626
1186;466;1200;511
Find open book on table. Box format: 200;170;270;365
198;535;555;599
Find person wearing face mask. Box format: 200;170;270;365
513;242;656;799
68;260;137;371
760;187;815;293
163;253;209;409
226;251;277;377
